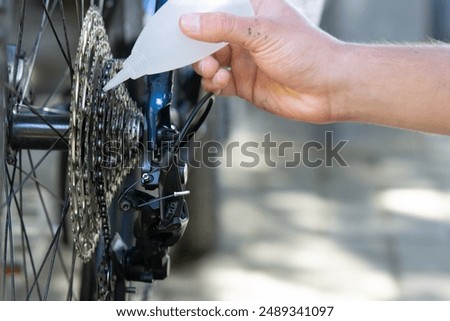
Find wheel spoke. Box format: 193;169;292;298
12;0;26;90
66;245;78;301
16;166;66;207
40;0;74;77
5;160;43;300
42;68;71;110
0;134;68;211
75;0;82;30
58;0;73;76
7;82;70;145
27;150;76;300
20;0;59;104
23;102;69;145
25;198;69;300
1;150;75;300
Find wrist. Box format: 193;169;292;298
326;41;359;123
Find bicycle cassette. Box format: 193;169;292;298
68;7;142;262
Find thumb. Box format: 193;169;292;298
179;12;267;51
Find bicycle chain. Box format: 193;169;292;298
95;60;141;300
68;7;142;265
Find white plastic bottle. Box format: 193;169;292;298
104;0;255;91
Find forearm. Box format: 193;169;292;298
335;43;450;135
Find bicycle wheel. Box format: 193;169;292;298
0;0;142;301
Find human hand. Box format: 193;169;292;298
179;0;345;123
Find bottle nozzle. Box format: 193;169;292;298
103;67;131;92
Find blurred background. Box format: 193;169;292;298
154;0;450;300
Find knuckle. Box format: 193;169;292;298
219;13;237;37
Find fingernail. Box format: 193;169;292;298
180;13;200;33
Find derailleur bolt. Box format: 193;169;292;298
120;200;132;212
141;173;153;184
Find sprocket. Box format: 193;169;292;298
68;7;142;262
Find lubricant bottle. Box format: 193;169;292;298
104;0;254;91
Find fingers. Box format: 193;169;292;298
193;44;234;94
180;12;268;52
194;56;220;79
194;47;231;73
201;68;233;95
194;57;233;95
